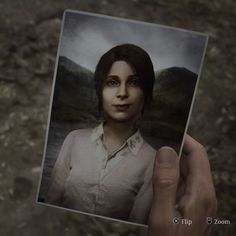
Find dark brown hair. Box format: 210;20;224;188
94;44;155;113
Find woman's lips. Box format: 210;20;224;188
113;104;130;110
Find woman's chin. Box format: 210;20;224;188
107;114;135;123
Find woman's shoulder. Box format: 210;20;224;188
141;139;157;159
66;127;93;139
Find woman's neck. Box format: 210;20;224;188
103;120;137;152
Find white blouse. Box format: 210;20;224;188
47;124;157;225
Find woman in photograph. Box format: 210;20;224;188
47;44;156;224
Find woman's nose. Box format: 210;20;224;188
117;83;128;99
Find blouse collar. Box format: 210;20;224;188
90;123;143;156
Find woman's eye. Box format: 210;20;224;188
128;78;140;86
106;80;119;87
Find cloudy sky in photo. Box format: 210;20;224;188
59;11;207;74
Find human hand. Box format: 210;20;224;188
148;134;217;236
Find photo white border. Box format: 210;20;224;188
36;9;209;228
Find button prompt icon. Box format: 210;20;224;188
173;217;180;224
207;217;213;225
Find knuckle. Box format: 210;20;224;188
153;168;179;189
155;177;176;189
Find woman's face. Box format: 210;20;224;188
102;60;144;123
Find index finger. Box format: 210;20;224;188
183;134;210;176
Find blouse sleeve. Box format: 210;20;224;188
46;131;75;204
128;180;153;225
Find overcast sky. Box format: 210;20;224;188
59;10;207;74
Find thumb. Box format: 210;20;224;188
149;147;180;234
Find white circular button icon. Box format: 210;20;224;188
173;217;180;224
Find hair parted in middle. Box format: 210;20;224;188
94;43;155;113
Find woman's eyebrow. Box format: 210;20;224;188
107;75;119;79
107;74;137;78
128;74;139;79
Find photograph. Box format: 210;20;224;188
37;10;208;226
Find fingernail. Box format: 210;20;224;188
156;147;178;166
